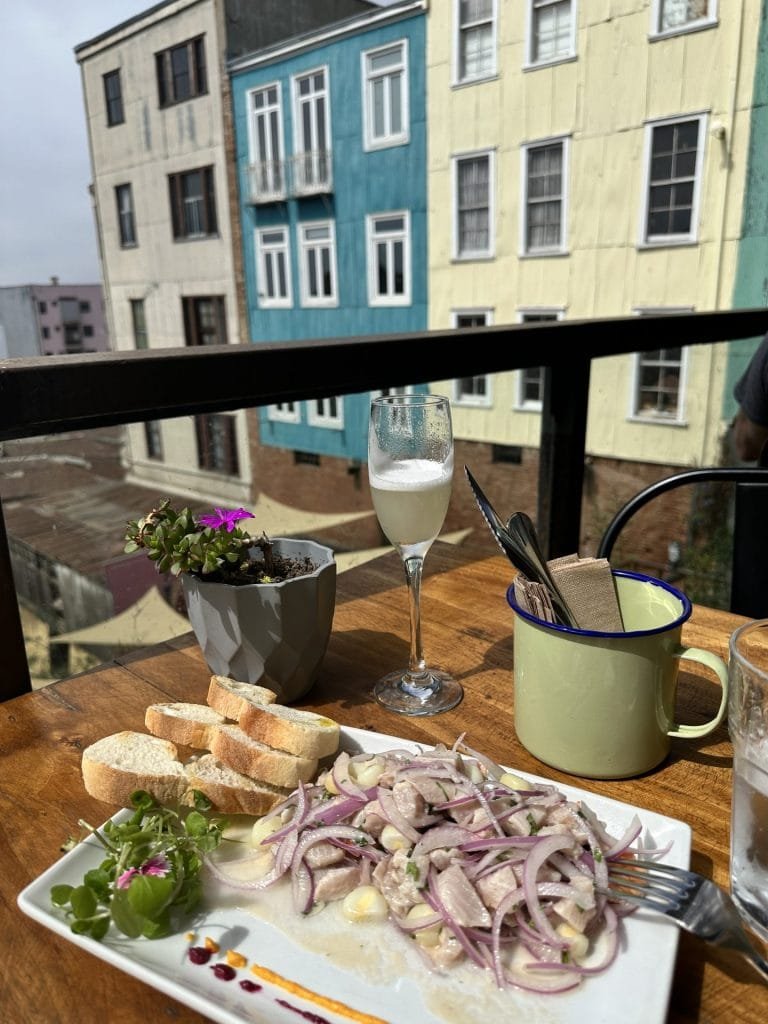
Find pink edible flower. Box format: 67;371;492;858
116;855;171;890
198;507;255;533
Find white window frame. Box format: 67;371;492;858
525;0;578;69
292;65;332;193
255;226;292;308
453;0;498;86
362;40;409;150
307;396;344;429
628;308;693;425
370;385;415;400
246;82;286;201
298;220;338;307
520;135;570;256
451;309;494;407
366;211;411;307
267;402;301;424
638;113;707;248
650;0;718;39
452;149;496;260
515;308;565;410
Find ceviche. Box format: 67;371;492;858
207;740;660;994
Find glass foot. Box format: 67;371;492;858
373;669;464;716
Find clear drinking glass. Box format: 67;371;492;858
368;394;463;715
729;618;768;942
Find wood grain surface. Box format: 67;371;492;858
1;542;765;1023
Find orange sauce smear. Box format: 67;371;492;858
249;963;390;1024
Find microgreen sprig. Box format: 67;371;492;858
51;790;224;941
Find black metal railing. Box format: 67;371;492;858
1;308;767;699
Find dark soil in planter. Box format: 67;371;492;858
197;555;320;586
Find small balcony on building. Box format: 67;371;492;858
246;150;334;203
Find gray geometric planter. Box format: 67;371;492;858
180;538;336;703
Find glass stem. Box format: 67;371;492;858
403;555;428;684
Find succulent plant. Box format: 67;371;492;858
124;500;277;583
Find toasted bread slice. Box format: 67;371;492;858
186;754;291;816
237;702;339;760
207;675;278;721
145;702;225;750
81;731;188;807
211;724;317;788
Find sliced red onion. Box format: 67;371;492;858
413;823;474;857
602;814;643;859
375;786;421;844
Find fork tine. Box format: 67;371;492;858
603;860;699;912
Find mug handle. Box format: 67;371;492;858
667;646;728;739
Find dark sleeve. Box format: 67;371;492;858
734;332;768;427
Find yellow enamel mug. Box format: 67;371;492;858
507;571;729;779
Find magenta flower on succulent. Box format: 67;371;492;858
198;507;255;532
116;855;171;890
125;499;274;583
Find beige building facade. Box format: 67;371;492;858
429;0;762;470
77;0;251;505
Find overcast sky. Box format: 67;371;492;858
0;2;152;286
0;1;396;288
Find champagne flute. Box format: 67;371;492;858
368;394;463;715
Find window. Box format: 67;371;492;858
256;228;292;308
79;300;91;313
268;402;301;423
367;212;410;306
451;310;493;406
247;84;286;200
641;115;705;245
363;41;408;149
294;451;320;466
41;326;50;339
528;1;576;66
651;1;716;36
195;414;239;475
169;167;217;239
144;421;163;461
293;68;331;193
299;221;338;306
455;0;497;83
156;36;207;107
83;325;94;338
522;138;568;254
632;348;686;421
453;151;494;258
370;386;415;399
307;396;343;429
103;70;124;126
182;296;227;347
516;310;564;409
38;301;47;314
115;183;137;247
130;299;148;349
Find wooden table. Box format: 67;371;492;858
1;542;765;1023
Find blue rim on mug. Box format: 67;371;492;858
506;569;693;639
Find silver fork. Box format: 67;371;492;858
602;859;768;983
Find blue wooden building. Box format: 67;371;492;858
229;0;427;463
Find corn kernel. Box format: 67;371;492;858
379;824;412;852
405;903;441;948
342;885;389;923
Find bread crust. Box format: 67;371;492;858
81;732;188;808
211;725;318;788
237;703;340;759
206;676;278;721
186;755;290;816
145;702;224;750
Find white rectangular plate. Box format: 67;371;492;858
18;727;690;1024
